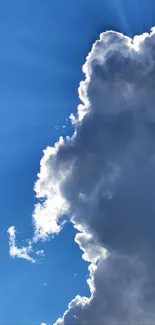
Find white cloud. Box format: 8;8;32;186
44;282;47;286
36;249;45;256
32;142;69;242
7;226;36;263
49;27;155;324
74;231;107;263
8;26;155;324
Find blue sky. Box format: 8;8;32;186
1;0;155;324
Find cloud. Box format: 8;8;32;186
44;282;48;286
32;140;69;242
7;226;36;263
54;254;151;325
36;249;45;257
8;27;155;323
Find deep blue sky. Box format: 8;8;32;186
0;0;155;324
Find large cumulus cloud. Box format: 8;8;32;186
9;27;155;324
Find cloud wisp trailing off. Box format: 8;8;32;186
9;27;155;324
7;226;36;263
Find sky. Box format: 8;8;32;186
1;0;155;324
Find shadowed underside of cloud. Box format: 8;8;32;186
9;27;155;324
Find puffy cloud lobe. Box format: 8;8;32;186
32;141;69;242
8;27;155;324
51;28;155;324
54;254;154;325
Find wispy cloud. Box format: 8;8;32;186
7;226;36;263
36;249;45;257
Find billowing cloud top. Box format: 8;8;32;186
9;27;155;324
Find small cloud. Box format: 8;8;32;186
36;249;45;257
69;113;77;125
74;273;77;277
7;226;36;263
44;282;48;286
